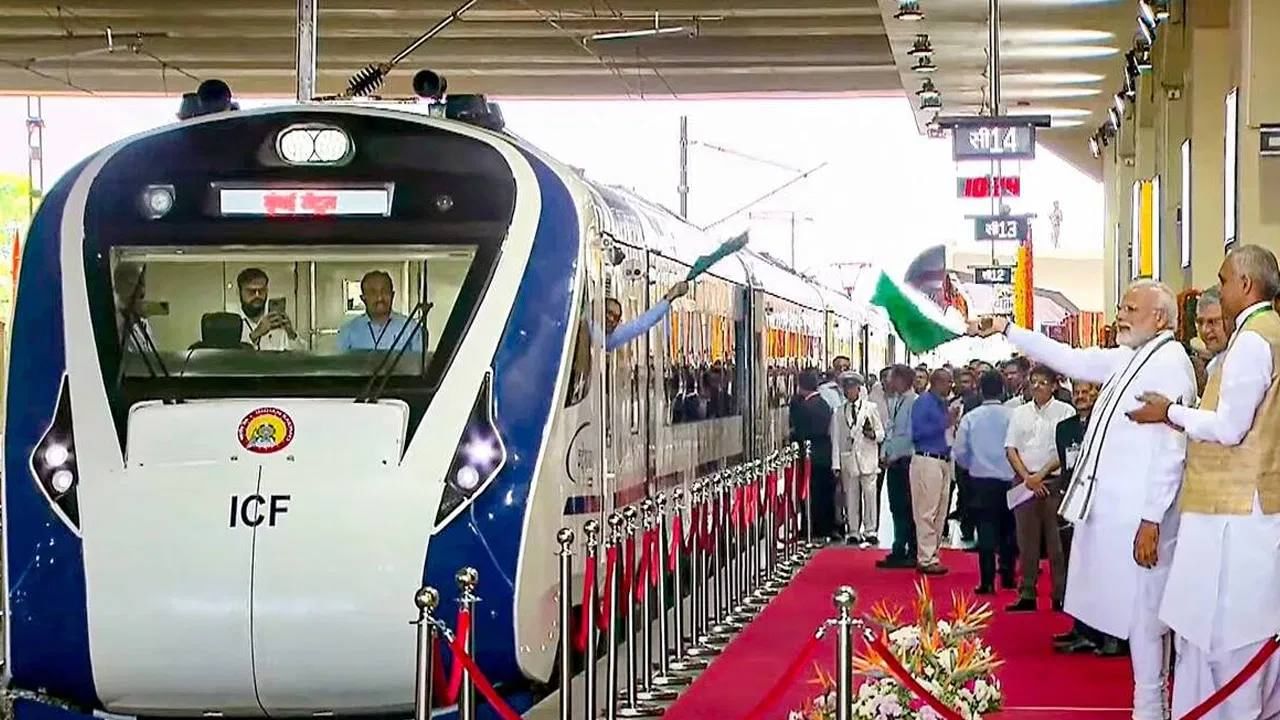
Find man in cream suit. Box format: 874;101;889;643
832;372;886;547
969;279;1197;720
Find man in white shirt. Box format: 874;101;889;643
1128;245;1280;719
969;278;1196;720
1004;364;1077;613
831;372;885;546
234;267;304;351
1191;285;1229;396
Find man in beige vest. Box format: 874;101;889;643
1128;244;1280;718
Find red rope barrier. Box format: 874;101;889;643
669;514;685;572
648;527;661;589
1177;636;1280;720
863;631;964;720
597;545;617;632
741;632;827;720
436;609;472;705
572;556;597;652
799;457;811;501
444;631;523;720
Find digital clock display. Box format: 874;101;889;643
973;215;1029;242
952;124;1036;161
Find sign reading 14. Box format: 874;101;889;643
968;127;1024;154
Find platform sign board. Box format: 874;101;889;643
957;176;1021;198
953;124;1036;162
992;286;1014;316
973;215;1030;243
973;265;1014;285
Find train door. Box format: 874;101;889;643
748;286;770;459
604;241;649;503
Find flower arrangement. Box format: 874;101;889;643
790;579;1004;720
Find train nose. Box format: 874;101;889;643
83;399;440;716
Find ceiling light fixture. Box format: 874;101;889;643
895;1;925;22
1089;135;1102;158
1154;0;1171;20
1108;107;1121;129
1139;1;1159;27
1114;93;1128;117
908;34;933;56
589;11;687;41
915;78;940;101
912;56;937;73
919;95;942;111
1134;46;1153;71
1137;16;1156;47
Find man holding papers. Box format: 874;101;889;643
969;278;1197;720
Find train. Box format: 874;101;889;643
1;83;906;719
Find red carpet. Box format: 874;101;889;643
665;548;1132;719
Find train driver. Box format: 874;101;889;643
337;270;425;353
234;267;304;351
114;261;156;352
602;280;690;352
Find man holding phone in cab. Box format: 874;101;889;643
235;267;304;351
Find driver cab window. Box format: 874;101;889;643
110;244;476;379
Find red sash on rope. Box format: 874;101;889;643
799;456;811;501
444;629;523;720
573;556;597;652
597;545;618;632
669;514;685;572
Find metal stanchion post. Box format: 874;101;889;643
745;460;771;607
728;468;756;623
557;528;576;720
651;493;694;686
604;513;624;720
413;586;439;720
618;507;662;718
761;453;787;597
804;440;817;551
669;487;711;671
636;499;679;703
713;470;747;632
834;585;858;720
456;567;480;720
584;519;601;720
704;473;737;640
687;480;725;655
789;443;808;566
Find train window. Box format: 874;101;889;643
108;244;475;380
563;279;593;408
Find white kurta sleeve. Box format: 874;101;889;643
1141;353;1197;524
1168;331;1273;446
870;403;886;444
1006;325;1125;384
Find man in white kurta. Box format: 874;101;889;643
970;280;1197;720
1129;245;1280;719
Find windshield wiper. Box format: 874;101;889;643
356;301;429;404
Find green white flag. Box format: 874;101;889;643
869;270;963;354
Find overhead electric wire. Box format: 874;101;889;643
698;162;830;231
513;0;640;98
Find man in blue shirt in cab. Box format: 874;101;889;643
337;270;425;353
603;280;689;352
953;370;1018;594
910;367;956;575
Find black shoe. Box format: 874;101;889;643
1052;631;1077;644
1006;597;1037;612
1055;637;1098;654
876;555;917;569
974;584;994;595
1095;638;1125;657
864;534;880;547
999;573;1017;590
1051;599;1064;612
918;563;948;576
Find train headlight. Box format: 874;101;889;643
140;184;176;219
31;381;81;529
435;371;506;527
276;124;354;165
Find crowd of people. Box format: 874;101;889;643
790;243;1280;720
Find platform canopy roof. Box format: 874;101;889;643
0;0;1137;171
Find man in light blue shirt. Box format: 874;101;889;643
603;281;689;352
952;370;1017;594
337;271;424;353
877;364;918;569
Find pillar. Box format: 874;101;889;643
1232;0;1280;257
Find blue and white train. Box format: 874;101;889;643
2;88;905;719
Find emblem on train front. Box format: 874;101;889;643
238;407;295;454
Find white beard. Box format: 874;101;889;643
1117;327;1158;348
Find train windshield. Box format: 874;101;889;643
111;244;477;382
